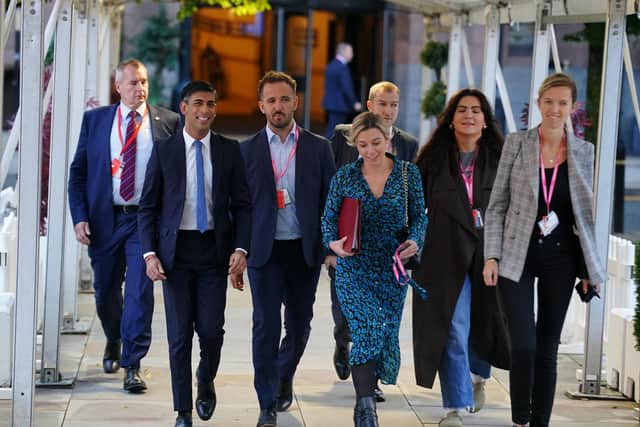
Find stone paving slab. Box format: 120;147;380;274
1;268;638;426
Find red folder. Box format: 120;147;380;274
338;197;362;254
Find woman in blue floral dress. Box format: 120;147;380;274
322;112;427;426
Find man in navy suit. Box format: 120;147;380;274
240;71;336;427
68;58;180;392
138;80;251;427
322;42;362;139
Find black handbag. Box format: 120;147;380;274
398;161;421;270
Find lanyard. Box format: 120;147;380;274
538;128;565;214
459;150;478;206
271;127;299;185
116;106;147;157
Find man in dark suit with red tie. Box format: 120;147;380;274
138;80;252;427
68;58;180;392
240;71;336;427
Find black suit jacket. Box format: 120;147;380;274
240;127;336;268
329;124;419;167
138;130;252;272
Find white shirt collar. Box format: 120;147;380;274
336;54;347;64
119;102;147;120
266;121;297;145
183;128;211;150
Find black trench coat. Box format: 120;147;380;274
412;143;510;389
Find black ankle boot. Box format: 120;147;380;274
353;396;378;427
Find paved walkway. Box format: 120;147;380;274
1;268;638;426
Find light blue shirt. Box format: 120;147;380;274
266;122;301;240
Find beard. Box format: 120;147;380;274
269;112;293;129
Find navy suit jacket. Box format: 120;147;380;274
137;131;252;272
330;124;419;167
322;59;358;113
67;103;180;256
240;127;336;268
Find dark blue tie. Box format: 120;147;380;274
194;140;207;233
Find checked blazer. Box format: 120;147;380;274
484;127;606;285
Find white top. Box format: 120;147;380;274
110;103;153;205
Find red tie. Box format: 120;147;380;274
119;111;138;201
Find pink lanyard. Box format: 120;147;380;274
459;150;478;206
538;128;564;214
271;127;299;185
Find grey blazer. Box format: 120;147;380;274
484;128;606;284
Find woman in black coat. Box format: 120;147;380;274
412;89;510;427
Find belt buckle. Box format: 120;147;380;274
122;205;133;214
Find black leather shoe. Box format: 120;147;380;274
275;380;293;412
195;381;216;420
256;407;277;427
102;340;121;374
123;367;147;393
373;384;385;403
174;411;192;427
333;344;351;380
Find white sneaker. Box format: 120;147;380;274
439;411;463;427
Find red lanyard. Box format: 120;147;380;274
538;128;565;214
459;150;478;206
116;106;146;156
271;127;299;185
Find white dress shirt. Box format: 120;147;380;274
180;128;214;231
110;102;153;205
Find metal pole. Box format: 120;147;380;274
303;9;313;130
461;30;475;88
12;0;44;424
446;14;463;101
275;7;285;71
86;0;99;104
61;0;89;333
39;0;73;387
528;1;551;129
480;4;500;110
496;64;517;133
583;0;626;397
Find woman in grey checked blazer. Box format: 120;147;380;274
482;73;606;427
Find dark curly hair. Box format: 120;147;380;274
415;88;504;176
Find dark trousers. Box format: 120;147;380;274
90;210;153;368
163;230;227;412
325;111;348;139
328;266;351;348
248;239;321;409
498;236;578;427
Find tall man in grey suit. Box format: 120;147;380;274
139;80;251;427
68;58;180;392
240;71;336;427
326;81;419;402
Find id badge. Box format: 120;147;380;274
111;158;122;177
537;210;559;236
472;208;484;229
276;188;291;209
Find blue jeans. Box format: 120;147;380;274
439;275;491;409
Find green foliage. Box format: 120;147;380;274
130;4;180;105
634;241;640;351
421;80;447;118
177;0;271;20
420;40;448;80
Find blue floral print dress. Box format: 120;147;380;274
321;157;427;384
